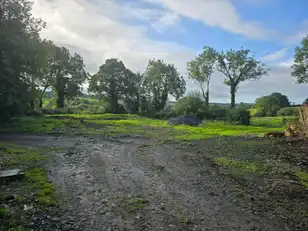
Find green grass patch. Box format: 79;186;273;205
0;207;9;218
118;196;150;214
0;117;65;133
295;171;308;188
251;116;297;127
215;157;259;174
0;143;46;168
1;114;288;140
25;168;57;206
0;143;58;230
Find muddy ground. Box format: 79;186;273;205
1;133;307;231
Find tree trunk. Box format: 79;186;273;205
56;88;65;109
30;100;35;110
230;84;236;108
205;81;210;106
39;86;48;108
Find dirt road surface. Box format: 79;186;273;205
1;134;286;231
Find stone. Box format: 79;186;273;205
168;115;202;126
0;169;24;181
24;204;34;211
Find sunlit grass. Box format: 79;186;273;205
0;117;65;133
251;116;297;127
1;114;289;140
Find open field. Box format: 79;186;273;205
0;114;290;139
1;114;307;230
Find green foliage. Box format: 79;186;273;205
0;0;45;123
143;59;186;111
295;171;308;188
216;48;268;108
0;117;65;133
205;105;229;120
215;157;259;174
277;107;299;116
292;36;308;84
25;168;57;206
187;46;217;105
226;108;251;125
0;207;9;218
0;0;87;123
89;59;139;113
173;95;205;117
254;92;290;116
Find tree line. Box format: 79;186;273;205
1;0;308;124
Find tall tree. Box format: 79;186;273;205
187;46;217;106
216;48;268;108
143;59;186;111
35;41;87;108
292;36;308;84
89;58;135;113
0;0;45;121
254;92;290;116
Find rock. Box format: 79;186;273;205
168;115;202;126
24;204;34;211
0;169;24;181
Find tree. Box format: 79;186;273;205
89;58;136;113
216;48;268;108
292;36;308;84
173;94;205;116
143;59;186;111
187;46;217;106
254;92;290;117
0;0;45;121
35;41;87;108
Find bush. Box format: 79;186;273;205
206;105;228;120
173;96;205;117
226;108;251;125
277;107;299;116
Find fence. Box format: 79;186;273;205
251;116;297;127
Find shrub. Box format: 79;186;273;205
251;110;265;117
277;107;299;116
206;105;228;120
226;108;251;125
173;96;205;117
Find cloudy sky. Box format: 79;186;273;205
32;0;308;103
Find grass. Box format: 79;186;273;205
0;117;65;133
0;143;58;230
183;136;308;229
251;116;297;127
295;171;308;188
0;114;289;140
118;196;150;214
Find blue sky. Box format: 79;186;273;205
33;0;308;103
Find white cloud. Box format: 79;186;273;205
32;0;195;74
262;48;288;61
279;59;294;68
283;20;308;45
144;0;274;39
31;0;307;103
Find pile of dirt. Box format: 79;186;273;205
168;115;202;126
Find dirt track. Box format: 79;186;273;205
1;134;287;230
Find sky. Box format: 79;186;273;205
32;0;308;104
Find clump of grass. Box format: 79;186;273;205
1;143;46;168
8;226;25;231
25;168;57;206
0;207;9;218
118;197;150;214
0;116;65;133
215;157;259;174
295;171;308;188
